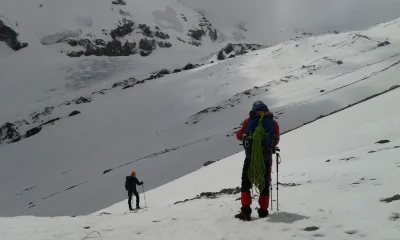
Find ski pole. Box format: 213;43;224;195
142;184;147;208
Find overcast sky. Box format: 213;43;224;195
179;0;400;44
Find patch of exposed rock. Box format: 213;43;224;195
0;20;28;51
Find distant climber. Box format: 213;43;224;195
235;100;280;221
125;171;143;210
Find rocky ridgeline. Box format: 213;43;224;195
0;20;28;51
187;14;219;46
64;13;220;57
0;97;89;144
0;123;21;144
119;62;205;89
64;19;172;57
111;0;126;5
0;108;83;144
28;7;224;57
217;43;265;60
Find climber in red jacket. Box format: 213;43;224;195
235;100;280;221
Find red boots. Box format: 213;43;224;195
236;193;270;220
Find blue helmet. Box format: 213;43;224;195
252;100;269;112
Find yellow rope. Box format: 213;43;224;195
247;113;268;193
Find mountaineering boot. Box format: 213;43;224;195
235;207;252;221
258;195;269;218
128;200;133;211
257;209;269;218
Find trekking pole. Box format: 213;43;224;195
276;154;279;211
269;148;273;210
142;184;147;208
270;179;273;211
275;147;281;211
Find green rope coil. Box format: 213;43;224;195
248;113;268;194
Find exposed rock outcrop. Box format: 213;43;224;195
0;122;21;144
0;20;28;51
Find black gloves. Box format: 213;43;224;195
240;134;247;141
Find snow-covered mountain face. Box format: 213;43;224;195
1;0;400;217
179;0;400;44
1;0;400;120
0;0;232;121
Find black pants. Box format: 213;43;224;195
241;153;271;196
128;189;139;209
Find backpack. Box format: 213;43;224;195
245;112;277;151
125;176;130;191
245;112;277;192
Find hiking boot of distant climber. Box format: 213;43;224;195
235;207;252;221
257;209;269;218
128;200;133;211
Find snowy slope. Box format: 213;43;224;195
1;17;400;217
2;0;400;123
0;0;229;121
1;79;399;240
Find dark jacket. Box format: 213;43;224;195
125;176;143;191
